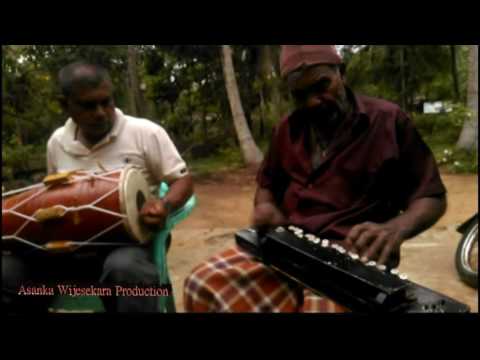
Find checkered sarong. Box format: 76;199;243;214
184;247;349;313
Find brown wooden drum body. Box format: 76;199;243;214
2;166;152;253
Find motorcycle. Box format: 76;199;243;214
455;214;478;289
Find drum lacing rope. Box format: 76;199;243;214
3;175;127;223
2;186;52;222
69;219;125;248
2;236;48;251
2;170;130;251
2;220;126;251
2;183;46;198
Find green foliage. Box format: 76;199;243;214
250;95;294;138
342;45;476;174
186;145;245;176
414;103;469;140
2;44;476;181
2;136;46;181
345;45;464;109
142;46;230;146
413;105;477;174
436;148;478;174
4;51;57;145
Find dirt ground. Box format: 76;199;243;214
168;169;478;313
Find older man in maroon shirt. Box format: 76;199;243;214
184;45;447;313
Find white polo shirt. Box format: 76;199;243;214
47;109;189;187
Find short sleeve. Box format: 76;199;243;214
395;111;447;209
144;126;189;184
46;136;58;175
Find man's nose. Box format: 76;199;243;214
94;104;107;118
306;94;325;108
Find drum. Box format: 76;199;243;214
2;166;153;254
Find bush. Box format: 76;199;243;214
2;137;46;181
436;147;478;174
413;103;468;143
186;144;244;176
412;104;477;174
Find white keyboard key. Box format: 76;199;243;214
377;265;387;271
349;252;359;260
390;269;400;276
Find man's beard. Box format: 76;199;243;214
301;94;350;133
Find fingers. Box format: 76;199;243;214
347;222;400;264
355;229;376;253
140;200;168;229
346;223;371;244
142;215;164;226
378;240;398;265
361;231;389;261
347;222;376;254
141;200;166;216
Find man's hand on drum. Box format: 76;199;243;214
140;199;170;229
345;222;408;265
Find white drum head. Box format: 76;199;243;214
119;166;153;244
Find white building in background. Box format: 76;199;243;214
423;101;453;114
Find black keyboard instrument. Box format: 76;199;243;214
236;227;470;313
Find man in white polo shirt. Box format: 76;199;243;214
2;62;194;313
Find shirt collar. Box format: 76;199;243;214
60;108;127;156
346;87;370;133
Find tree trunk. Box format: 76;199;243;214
457;45;478;151
202;110;208;142
126;46;137;116
259;45;283;121
221;45;264;167
450;45;460;102
399;46;407;110
126;45;146;117
259;88;266;138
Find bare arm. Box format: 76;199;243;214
251;187;288;230
385;196;447;239
162;174;195;213
141;174;194;229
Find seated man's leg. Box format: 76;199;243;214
2;254;52;314
184;247;303;313
99;246;160;313
301;290;350;313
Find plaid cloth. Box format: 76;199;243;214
184;247;349;313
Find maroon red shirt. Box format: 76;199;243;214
257;88;446;243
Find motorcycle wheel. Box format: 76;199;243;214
455;219;478;289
